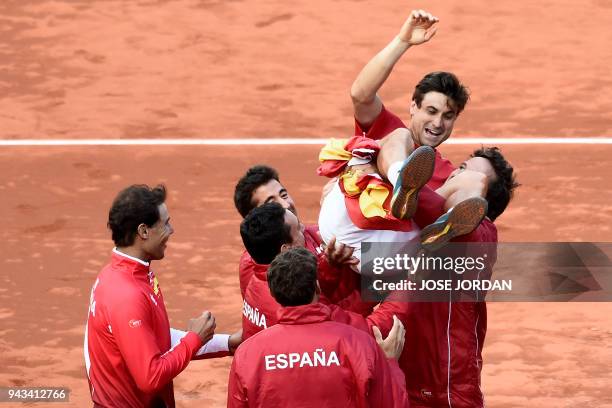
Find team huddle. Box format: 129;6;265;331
84;10;519;408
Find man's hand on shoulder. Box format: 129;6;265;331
373;315;406;360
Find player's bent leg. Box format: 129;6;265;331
390;146;436;220
376;127;417;179
420;196;487;252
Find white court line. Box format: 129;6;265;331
0;137;611;146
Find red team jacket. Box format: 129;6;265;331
356;107;498;408
228;303;409;407
239;225;359;302
241;257;384;341
84;249;202;408
240;224;371;341
235;106;496;407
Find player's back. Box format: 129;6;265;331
229;303;381;408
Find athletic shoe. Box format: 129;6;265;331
420;196;488;252
390;146;436;220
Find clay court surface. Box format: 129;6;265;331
1;1;611;407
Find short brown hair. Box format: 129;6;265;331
108;184;166;246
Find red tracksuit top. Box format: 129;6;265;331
228;303;409;408
356;107;498;408
240;225;372;341
241;257;374;341
84;249;202;407
239;225;359;302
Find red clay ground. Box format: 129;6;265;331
1;0;611;407
1;0;612;139
1;145;611;407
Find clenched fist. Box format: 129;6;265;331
188;311;216;345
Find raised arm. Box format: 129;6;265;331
351;9;439;128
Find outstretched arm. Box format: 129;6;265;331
351;9;438;128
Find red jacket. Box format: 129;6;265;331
240;225;372;341
84;249;202;407
239;225;359;302
228;303;409;407
327;290;414;335
356;108;497;408
396;228;496;408
241;258;375;341
241;262;275;340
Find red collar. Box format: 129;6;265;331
277;303;331;325
111;250;150;278
303;225;323;254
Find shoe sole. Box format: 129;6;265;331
420;196;488;252
391;146;436;220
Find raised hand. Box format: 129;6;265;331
398;9;439;46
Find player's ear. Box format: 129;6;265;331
410;100;417;116
137;223;148;239
280;243;291;253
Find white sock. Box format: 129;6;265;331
387;161;404;189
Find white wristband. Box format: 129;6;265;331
170;328;230;355
196;334;230;355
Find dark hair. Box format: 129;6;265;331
268;248;317;307
472;147;520;221
240;203;292;264
234;165;280;218
108;184;167;246
413;72;470;114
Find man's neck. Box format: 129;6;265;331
407;127;421;148
115;246;150;265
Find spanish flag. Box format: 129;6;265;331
318;137;412;232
